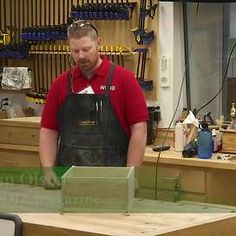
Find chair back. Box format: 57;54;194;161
0;213;23;236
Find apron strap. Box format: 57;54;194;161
67;63;116;96
104;63;116;97
103;63;117;134
67;69;74;95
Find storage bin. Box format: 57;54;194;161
61;166;135;213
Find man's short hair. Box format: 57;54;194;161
67;20;98;40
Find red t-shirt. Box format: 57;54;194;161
41;58;148;137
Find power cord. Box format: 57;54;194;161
154;2;200;200
195;40;236;115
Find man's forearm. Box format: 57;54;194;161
127;122;147;167
39;128;59;167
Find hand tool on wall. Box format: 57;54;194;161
63;0;66;23
120;52;124;67
32;54;37;91
58;46;63;74
134;48;153;91
50;0;57;87
43;0;47;91
17;0;21;42
108;0;115;20
86;0;92;20
0;98;9;111
0;29;11;46
122;0;137;20
2;0;7;31
9;0;13;45
1;0;6;67
91;0;99;19
62;42;68;72
26;91;47;105
22;0;25;29
116;53;120;65
97;0;104;20
49;44;53;87
13;0;17;43
48;0;53;90
120;45;130;67
132;0;157;45
110;45;115;62
69;0;74;22
27;0;30;27
29;6;39;88
39;0;44;92
87;0;93;20
58;0;63;75
70;0;136;20
148;0;158;18
36;49;41;92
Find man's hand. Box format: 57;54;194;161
43;168;61;190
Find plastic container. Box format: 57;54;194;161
212;129;217;153
175;122;186;152
197;123;212;159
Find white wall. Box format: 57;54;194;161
158;2;186;127
158;2;224;127
187;3;223;119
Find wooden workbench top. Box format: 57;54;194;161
1;116;236;171
1;183;236;236
144;147;236;171
18;212;236;236
0;116;41;127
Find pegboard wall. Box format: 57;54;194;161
0;0;159;100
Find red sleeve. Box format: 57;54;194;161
123;72;149;125
41;74;67;130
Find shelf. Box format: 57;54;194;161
0;88;30;93
29;51;70;55
29;51;135;56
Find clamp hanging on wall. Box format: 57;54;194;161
134;48;153;91
70;0;136;20
132;0;158;45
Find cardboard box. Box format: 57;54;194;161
61;166;135;213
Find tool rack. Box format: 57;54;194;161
0;0;159;100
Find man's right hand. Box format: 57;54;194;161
43;168;61;190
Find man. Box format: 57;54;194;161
40;20;148;189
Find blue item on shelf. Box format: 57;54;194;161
197;122;213;159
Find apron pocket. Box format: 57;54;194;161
58;145;125;167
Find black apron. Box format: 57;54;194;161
57;64;129;167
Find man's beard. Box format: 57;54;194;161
78;57;98;72
78;60;91;70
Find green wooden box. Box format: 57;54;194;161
61;166;135;213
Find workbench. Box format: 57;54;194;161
1;183;236;236
1;117;236;206
18;212;236;236
140;147;236;205
0;117;40;167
